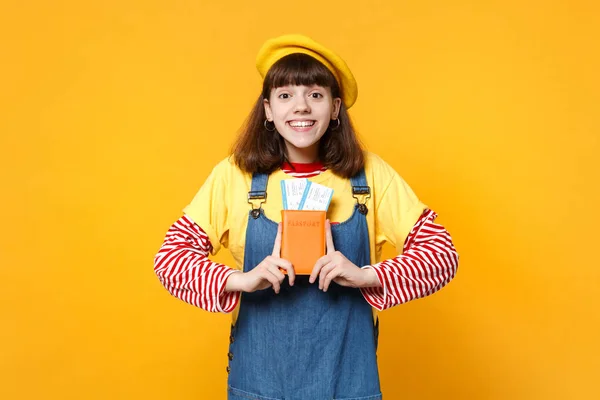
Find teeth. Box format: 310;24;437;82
289;121;315;127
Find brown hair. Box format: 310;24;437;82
231;53;365;178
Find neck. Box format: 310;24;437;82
286;145;319;163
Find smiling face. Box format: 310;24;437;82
264;84;341;163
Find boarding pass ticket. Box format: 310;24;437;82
281;179;333;211
280;178;309;210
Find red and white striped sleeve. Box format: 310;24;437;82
360;209;459;310
154;215;240;313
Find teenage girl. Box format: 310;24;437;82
154;34;459;400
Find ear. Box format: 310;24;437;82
263;98;273;121
332;97;342;119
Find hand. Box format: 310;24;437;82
226;223;295;294
309;220;377;292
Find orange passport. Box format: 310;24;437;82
280;210;326;275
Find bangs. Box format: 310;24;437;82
263;53;340;96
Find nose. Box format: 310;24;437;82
293;96;310;113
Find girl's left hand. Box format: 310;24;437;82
309;220;378;292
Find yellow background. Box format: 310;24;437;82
1;0;598;399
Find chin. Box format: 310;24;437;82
290;138;320;147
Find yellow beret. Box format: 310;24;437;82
256;34;358;109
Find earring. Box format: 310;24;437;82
329;118;340;130
264;119;276;132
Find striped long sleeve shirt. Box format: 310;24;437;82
154;163;458;312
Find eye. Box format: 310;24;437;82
278;93;291;99
310;92;323;99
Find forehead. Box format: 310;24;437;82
273;84;329;90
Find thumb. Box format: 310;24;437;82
272;222;282;257
325;219;335;254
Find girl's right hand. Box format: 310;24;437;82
225;223;295;294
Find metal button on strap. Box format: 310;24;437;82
229;336;235;344
248;191;266;219
228;352;234;360
358;203;368;215
226;366;230;373
353;185;371;215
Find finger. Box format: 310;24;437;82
319;262;336;290
322;266;340;292
263;268;281;294
309;256;329;284
274;257;295;286
325;220;335;254
266;262;286;282
271;223;283;257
